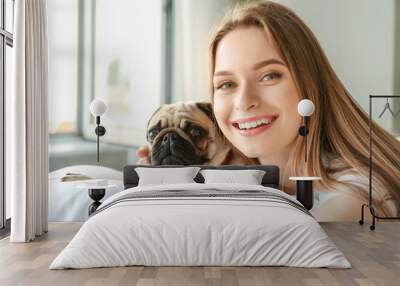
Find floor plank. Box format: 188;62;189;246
0;222;399;286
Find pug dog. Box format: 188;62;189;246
138;101;256;166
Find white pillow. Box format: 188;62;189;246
200;169;266;185
135;167;201;186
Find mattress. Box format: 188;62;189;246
50;183;351;269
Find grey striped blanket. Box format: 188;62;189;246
91;189;312;218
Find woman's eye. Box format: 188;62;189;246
261;72;282;81
216;82;235;90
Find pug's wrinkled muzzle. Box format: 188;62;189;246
151;131;207;166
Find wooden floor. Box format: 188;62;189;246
0;222;399;286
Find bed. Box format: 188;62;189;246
50;165;350;269
48;165;124;221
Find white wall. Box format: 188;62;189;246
275;0;396;134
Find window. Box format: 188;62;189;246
0;0;14;232
80;0;165;147
48;0;79;135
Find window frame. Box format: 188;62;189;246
0;0;14;232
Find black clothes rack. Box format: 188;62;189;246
359;95;400;230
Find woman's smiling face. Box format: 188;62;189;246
212;26;302;160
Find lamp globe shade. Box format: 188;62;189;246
89;98;107;117
297;99;315;117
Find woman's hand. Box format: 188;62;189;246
135;145;151;165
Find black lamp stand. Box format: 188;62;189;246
88;188;106;216
295;180;314;210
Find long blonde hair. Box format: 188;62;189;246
208;1;400;216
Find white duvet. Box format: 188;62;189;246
50;183;351;269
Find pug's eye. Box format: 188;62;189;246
183;122;207;141
187;126;206;140
147;129;159;141
190;128;201;138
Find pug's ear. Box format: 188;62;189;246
146;105;163;130
196;101;216;123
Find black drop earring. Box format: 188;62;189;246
298;116;309;162
95;116;106;162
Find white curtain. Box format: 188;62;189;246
6;0;49;242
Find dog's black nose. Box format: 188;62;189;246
163;132;177;144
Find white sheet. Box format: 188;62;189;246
50;183;351;269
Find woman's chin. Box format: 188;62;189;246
231;136;282;159
234;144;269;159
229;134;270;156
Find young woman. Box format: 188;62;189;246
137;1;400;221
207;1;400;221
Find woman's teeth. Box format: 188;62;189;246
238;118;272;130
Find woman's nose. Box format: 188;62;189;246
235;83;260;111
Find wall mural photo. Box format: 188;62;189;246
47;0;400;224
